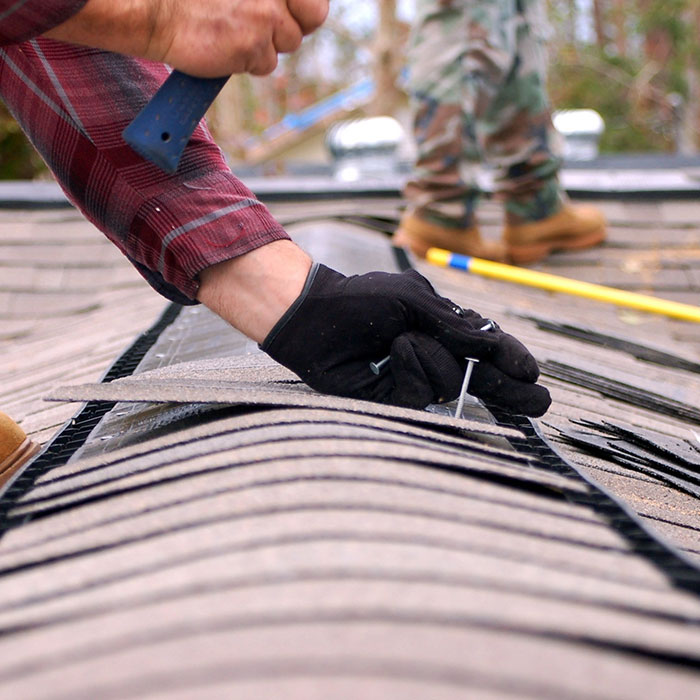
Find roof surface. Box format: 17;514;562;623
0;186;699;697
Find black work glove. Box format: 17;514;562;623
261;263;551;417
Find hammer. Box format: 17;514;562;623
122;71;229;173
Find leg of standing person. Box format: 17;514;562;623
486;0;606;263
394;0;507;261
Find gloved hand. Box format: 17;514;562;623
261;263;551;416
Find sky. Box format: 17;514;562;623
330;0;416;33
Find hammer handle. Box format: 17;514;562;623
122;71;229;173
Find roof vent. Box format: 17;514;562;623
326;116;405;182
553;109;605;161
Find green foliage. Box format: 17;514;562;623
547;0;700;154
638;0;690;47
548;47;675;153
0;102;46;180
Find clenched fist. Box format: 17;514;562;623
46;0;329;77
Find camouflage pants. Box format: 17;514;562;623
403;0;566;228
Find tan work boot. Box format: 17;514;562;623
0;412;39;487
503;204;606;264
394;212;507;262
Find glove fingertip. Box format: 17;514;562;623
524;384;552;417
496;334;541;382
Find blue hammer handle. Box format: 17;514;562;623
122;71;229;173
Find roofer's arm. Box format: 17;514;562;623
197;241;313;345
200;250;551;415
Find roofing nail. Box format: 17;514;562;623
455;357;480;419
454;321;495;418
369;356;391;375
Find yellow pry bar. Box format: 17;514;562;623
426;247;700;324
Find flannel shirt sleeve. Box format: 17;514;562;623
0;38;289;304
0;0;88;45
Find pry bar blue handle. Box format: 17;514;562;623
122;71;229;173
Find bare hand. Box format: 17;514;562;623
46;0;329;77
150;0;329;76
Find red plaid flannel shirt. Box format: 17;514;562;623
0;0;288;303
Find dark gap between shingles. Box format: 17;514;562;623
8;442;574;522
4;462;577;540
0;655;618;700
19;429;534;505
1;607;699;688
641;513;700;535
3;565;698;646
0;510;653;616
33;413;527;489
0;494;630;585
0;466;603;558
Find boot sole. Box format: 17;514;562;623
507;227;606;265
0;438;40;487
